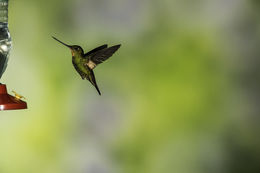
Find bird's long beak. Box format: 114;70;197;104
52;36;72;49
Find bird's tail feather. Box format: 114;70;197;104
94;84;101;95
89;69;101;95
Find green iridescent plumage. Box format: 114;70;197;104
52;36;121;95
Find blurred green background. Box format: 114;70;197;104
0;0;260;172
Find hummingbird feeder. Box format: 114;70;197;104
0;0;27;111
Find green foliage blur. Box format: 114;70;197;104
0;0;259;173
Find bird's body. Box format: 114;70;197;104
52;36;121;95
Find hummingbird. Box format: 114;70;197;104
52;36;121;95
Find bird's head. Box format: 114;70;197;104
52;36;84;56
69;45;84;56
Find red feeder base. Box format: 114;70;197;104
0;84;27;111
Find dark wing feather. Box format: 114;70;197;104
89;44;121;65
72;61;85;79
84;44;108;57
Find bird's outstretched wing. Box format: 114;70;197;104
84;44;108;57
85;45;121;69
